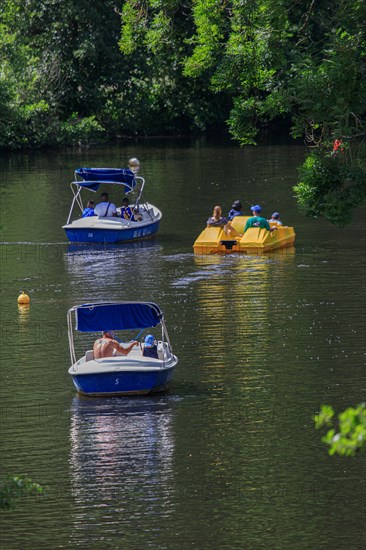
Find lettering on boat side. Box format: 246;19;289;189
133;228;152;238
115;378;119;385
88;233;93;238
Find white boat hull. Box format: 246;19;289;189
68;349;178;396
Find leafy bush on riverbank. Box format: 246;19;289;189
295;147;366;226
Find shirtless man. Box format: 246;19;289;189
93;330;138;359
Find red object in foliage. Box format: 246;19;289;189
333;139;343;151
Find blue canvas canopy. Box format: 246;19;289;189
75;302;163;332
75;167;136;192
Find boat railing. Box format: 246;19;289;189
65;176;146;225
67;302;173;367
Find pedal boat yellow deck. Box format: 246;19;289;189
193;216;296;254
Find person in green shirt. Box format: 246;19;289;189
244;205;277;233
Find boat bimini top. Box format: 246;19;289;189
66;167;146;224
67;301;172;365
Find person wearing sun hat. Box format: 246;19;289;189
244;204;277;233
141;334;159;359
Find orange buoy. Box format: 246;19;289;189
18;291;30;305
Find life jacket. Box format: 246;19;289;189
121;206;133;220
82;207;95;218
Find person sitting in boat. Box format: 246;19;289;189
132;207;143;222
268;212;283;226
82;200;95;218
94;192;117;217
244;205;277;233
120;197;134;220
227;200;243;221
141;334;159;359
207;205;229;227
93;330;138;359
128;157;140;175
207;205;238;237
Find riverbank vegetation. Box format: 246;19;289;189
1;0;365;224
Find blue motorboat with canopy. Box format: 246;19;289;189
63;166;162;244
67;301;177;396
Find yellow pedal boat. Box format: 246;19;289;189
193;216;296;254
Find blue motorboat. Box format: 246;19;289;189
67;302;178;396
63;167;162;244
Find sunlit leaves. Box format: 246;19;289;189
315;404;366;457
0;476;44;510
121;0;182;56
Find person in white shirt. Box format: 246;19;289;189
94;192;117;217
268;212;283;226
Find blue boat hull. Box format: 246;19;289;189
70;367;175;396
64;220;160;244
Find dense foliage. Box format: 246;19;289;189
315;404;366;457
0;475;44;510
0;0;223;148
120;0;366;224
1;0;365;223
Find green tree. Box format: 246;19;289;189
0;0;228;147
120;0;366;224
314;404;366;456
0;0;134;147
120;0;229;133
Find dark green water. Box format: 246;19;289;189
1;141;365;549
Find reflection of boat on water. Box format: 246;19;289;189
63;167;162;244
69;395;175;540
194;216;296;254
193;246;296;268
67;302;178;396
66;239;159;255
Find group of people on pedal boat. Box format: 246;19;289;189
207;201;284;237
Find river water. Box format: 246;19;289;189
0;141;365;549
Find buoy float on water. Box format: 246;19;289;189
18;291;30;305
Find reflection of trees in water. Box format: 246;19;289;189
68;396;175;545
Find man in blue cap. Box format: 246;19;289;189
244;205;277;233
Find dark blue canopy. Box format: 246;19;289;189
75;302;162;332
75;168;136;192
